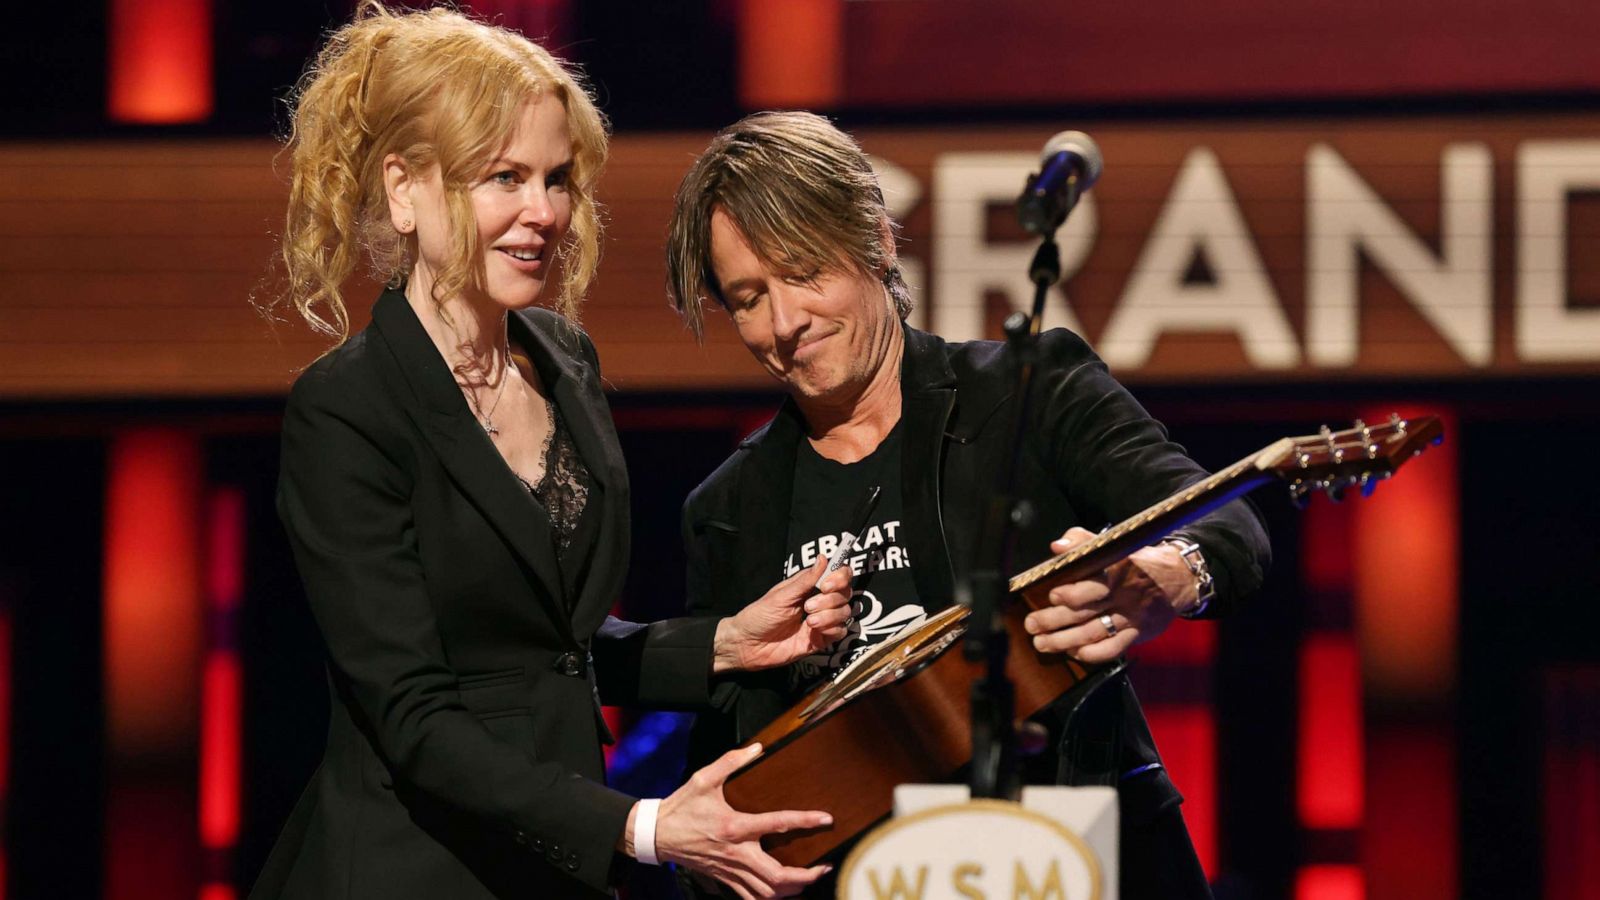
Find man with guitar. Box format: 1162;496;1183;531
665;111;1271;899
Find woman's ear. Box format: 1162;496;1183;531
383;153;415;234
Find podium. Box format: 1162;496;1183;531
838;784;1118;899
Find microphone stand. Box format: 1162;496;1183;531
964;179;1076;800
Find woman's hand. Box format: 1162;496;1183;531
712;557;853;673
651;744;833;899
1021;526;1201;664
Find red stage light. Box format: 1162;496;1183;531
1352;406;1458;705
200;487;246;900
1297;634;1364;829
1350;406;1458;900
1144;703;1217;880
1295;864;1364;900
108;0;213;123
104;429;203;757
199;653;241;849
104;429;204;900
738;0;843;108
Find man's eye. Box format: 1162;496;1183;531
782;270;819;287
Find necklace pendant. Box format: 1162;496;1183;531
482;420;500;436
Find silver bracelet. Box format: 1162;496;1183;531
1163;536;1215;619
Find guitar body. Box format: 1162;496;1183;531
720;416;1443;868
722;600;1096;866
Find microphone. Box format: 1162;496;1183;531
1016;130;1103;237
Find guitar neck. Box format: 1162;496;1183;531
1007;438;1295;599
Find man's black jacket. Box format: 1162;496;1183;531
680;323;1271;827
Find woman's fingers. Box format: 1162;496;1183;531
694;743;762;789
735;809;834;841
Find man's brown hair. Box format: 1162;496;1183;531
666;111;912;339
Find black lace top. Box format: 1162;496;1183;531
515;401;592;555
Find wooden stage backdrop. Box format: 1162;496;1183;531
2;112;1598;398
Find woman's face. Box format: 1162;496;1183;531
402;96;575;313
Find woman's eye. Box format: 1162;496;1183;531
490;171;520;187
547;167;571;191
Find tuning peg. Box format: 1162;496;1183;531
1357;427;1378;458
1325;476;1359;502
1359;472;1377;497
1288;480;1311;509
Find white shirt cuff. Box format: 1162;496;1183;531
634;798;662;866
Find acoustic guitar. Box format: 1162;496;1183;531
721;415;1444;866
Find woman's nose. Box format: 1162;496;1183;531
519;185;556;228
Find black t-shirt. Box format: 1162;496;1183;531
784;423;927;689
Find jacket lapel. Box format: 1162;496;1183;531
510;312;629;638
899;326;960;609
734;402;805;605
369;290;573;640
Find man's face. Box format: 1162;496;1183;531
708;209;898;402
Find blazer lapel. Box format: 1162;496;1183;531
369;291;573;640
899;326;960;609
510;312;629;637
735;402;805;604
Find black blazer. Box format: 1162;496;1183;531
681;324;1271;826
250;289;719;900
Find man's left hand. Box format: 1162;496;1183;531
1022;526;1201;664
712;556;853;673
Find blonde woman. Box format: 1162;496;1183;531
253;6;850;899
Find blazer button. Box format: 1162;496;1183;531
554;652;583;677
547;845;563;864
530;838;544;853
513;830;529;846
564;851;581;872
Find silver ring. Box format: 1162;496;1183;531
1099;614;1118;637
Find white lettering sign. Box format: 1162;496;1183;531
1098;147;1299;369
1306;143;1493;366
1516;140;1600;362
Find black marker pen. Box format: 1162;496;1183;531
813;485;882;592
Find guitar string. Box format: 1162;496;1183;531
1008;425;1406;591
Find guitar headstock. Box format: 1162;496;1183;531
1254;414;1444;506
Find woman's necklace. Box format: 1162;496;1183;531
460;336;515;437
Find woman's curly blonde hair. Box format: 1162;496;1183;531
274;1;608;344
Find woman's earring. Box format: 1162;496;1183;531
399;219;413;233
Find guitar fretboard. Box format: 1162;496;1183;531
1007;438;1294;595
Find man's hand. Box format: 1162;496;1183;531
713;557;853;674
1022;526;1201;664
650;744;834;899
